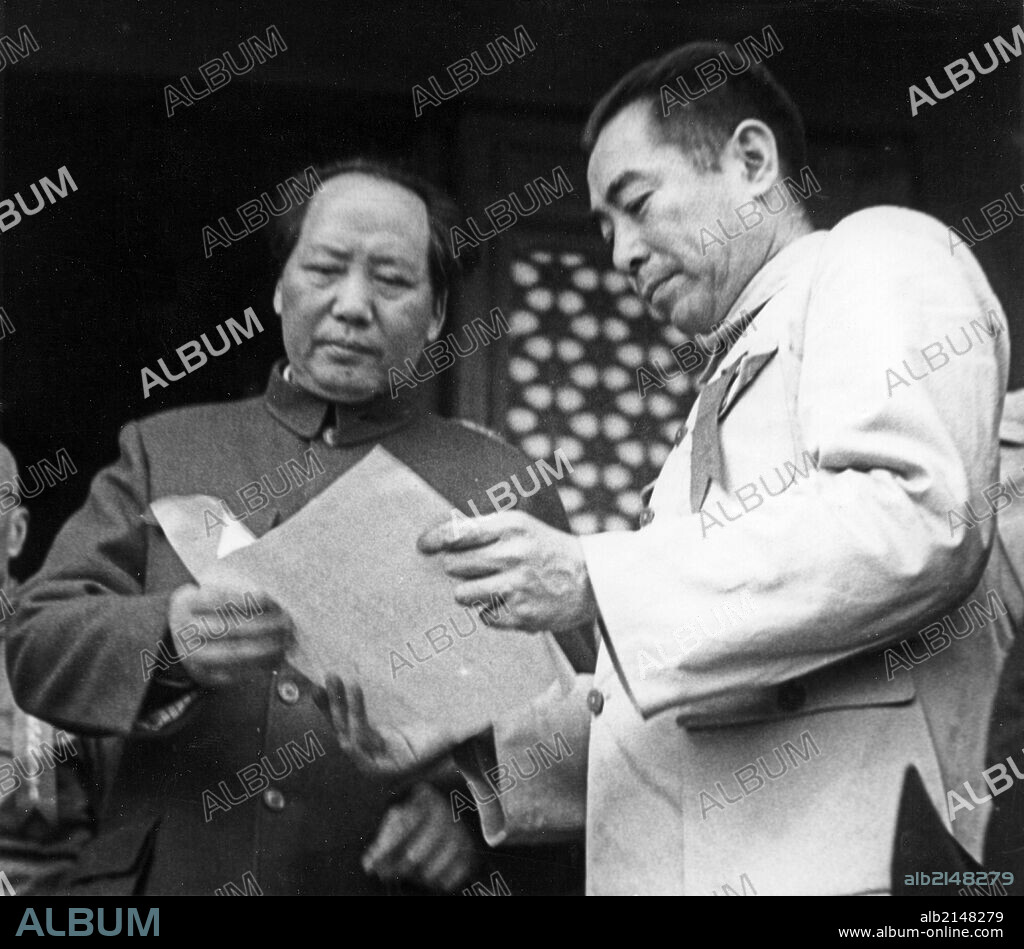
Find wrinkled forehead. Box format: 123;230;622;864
0;444;15;485
295;173;432;265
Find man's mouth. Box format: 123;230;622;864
642;274;674;306
316;339;380;358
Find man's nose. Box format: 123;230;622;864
612;224;648;277
329;273;373;324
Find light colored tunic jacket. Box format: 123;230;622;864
465;207;1019;896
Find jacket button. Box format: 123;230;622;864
262;788;286;812
587;689;605;715
278;680;300;704
674;425;687;446
324;427;339;447
777;681;807;712
638;509;655;528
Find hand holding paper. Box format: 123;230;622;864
325;673;457;779
168;583;295;688
418;508;599;633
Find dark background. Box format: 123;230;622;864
1;0;1023;888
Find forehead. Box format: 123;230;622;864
587;100;693;208
296;173;431;261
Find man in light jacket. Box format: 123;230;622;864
337;42;1019;895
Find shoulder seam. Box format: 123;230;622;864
451;417;508;446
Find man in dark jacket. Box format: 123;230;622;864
7;159;593;895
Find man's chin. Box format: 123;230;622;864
666;304;703;336
295;368;382;405
665;293;719;338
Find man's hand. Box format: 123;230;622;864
418;510;598;632
167;584;294;688
363;782;479;892
326;673;457;779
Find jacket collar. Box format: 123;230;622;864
697;229;827;384
263;360;419;445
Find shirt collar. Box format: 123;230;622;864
696;229;828;383
264;360;419;445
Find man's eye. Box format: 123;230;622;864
625;194;651;216
376;273;411;287
306;264;337;276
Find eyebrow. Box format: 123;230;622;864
305;245;417;267
605;170;650;208
590;169;653;224
306;245;351;260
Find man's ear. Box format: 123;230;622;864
427;290;448;345
728;119;781;200
6;507;28;561
273;280;284;317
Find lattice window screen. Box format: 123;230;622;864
503;247;700;534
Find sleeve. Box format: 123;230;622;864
510;453;598;675
581;212;1009;717
6;422;192;736
454;674;591;846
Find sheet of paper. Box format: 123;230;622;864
151;447;572;741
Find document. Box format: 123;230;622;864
150;446;572;741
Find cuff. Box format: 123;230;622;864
455;676;591;846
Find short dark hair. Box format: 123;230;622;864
582;41;807;179
269;158;464;303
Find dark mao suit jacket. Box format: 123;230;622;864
7;364;594;895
